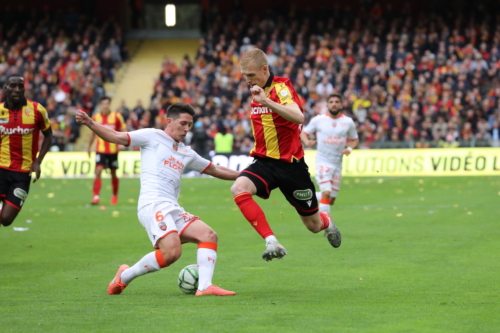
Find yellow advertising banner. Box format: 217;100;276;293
40;152;142;178
40;148;500;178
305;148;500;177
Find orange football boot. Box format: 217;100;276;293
110;196;118;205
195;285;236;296
107;264;129;295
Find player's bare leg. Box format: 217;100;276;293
300;212;341;248
181;220;235;296
92;166;104;205
108;233;180;295
0;202;21;227
232;176;287;261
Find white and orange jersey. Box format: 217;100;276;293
302;113;358;166
126;128;211;209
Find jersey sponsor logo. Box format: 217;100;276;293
0;126;35;135
306;200;312;207
323;136;345;145
164;156;185;174
293;189;313;200
251;106;273;115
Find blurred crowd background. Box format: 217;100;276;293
2;1;500;155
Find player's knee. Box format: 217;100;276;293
160;247;182;265
200;228;218;243
0;217;14;227
230;182;245;196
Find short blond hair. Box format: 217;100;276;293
240;48;268;69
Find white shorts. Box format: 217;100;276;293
138;201;199;249
315;163;342;198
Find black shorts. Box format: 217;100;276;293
0;168;31;210
238;156;318;216
95;153;119;169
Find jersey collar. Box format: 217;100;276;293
262;72;275;89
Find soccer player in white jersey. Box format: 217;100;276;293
76;103;240;296
300;93;359;214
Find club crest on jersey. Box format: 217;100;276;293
173;143;178;151
158;221;167;231
332;123;337;127
25;108;33;116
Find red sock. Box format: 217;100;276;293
93;178;102;196
234;192;274;239
111;177;119;196
319;212;330;231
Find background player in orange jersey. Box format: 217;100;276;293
230;49;341;261
87;96;126;205
0;74;52;227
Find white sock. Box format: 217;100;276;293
265;235;278;243
121;251;161;284
319;203;331;214
197;247;217;291
316;192;322;201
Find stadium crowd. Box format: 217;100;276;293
2;4;500;153
138;3;500;153
0;8;127;151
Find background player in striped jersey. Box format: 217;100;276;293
0;74;53;227
300;93;359;215
76;103;238;296
87;96;126;205
231;49;341;262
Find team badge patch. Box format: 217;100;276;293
293;189;313;200
173;143;178;151
332;123;337;127
25;108;33;116
159;221;167;231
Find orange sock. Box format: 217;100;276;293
234;192;274;238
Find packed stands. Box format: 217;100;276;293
0;8;127;151
147;3;500;152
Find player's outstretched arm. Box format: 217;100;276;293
75;110;129;146
203;163;241;180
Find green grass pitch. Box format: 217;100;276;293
1;176;499;332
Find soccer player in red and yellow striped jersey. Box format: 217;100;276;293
0;74;53;227
231;49;342;261
87;97;126;205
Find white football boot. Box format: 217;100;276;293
262;239;288;261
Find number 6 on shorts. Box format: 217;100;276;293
155;211;164;222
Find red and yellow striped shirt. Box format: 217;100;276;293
0;100;51;172
249;74;304;162
92;111;126;154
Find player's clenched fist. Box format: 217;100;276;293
75;110;91;126
250;85;266;104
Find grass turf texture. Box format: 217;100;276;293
1;176;499;332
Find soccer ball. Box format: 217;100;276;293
178;264;199;294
